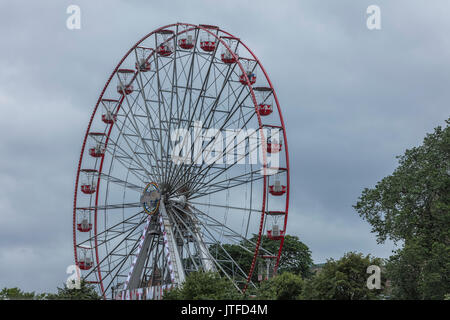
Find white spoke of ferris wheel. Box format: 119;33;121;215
159;200;186;284
99;216;152;291
104;129;154;183
77;211;143;248
187;74;256;174
200;59;241;127
137;55;183;177
171;203;252;290
101;229;147;294
98;213;147;257
170;204;241;272
174;66;244;187
199;44;248;125
107;117;158;182
165;41;221;189
163;28;206;186
78;202;141;211
162;29;183;186
117;70;168;181
172;133;261;199
118;90;165;182
183;124;261;199
163;207;201;272
167;86;254;195
187;200;261;215
181;62;242;182
142;234;164;285
197;57;238;127
98;173;143;193
164;207;203;272
185;203;273;257
188;167;263;200
163;66;211;186
133;49;167;182
153;34;174;184
185;109;259;194
166;205;215;272
173;27;200;127
82;213;146;280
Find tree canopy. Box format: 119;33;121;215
209;234;313;285
46;281;101;300
163;271;241;300
1;281;100;300
257;272;304;300
354;119;450;299
0;287;46;300
301;252;385;300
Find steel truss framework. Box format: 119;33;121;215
73;23;290;299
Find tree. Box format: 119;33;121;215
301;252;385;300
262;235;313;278
257;272;304;300
209;234;313;284
46;280;101;300
0;287;46;300
354;119;450;299
163;271;241;300
209;242;254;285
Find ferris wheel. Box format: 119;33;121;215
73;23;290;300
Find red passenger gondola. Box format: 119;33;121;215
77;209;92;232
267;225;285;241
80;169;97;194
135;47;152;72
101;99;118;124
88;132;106;158
77;245;93;270
178;28;195;50
254;87;273;116
117;69;134;95
156;30;174;57
220;37;239;64
199;25;218;52
269;179;287;196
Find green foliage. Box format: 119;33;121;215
163;271;241;300
1;281;100;300
386;239;450;300
46;281;101;300
301;252;385;300
354;119;450;299
0;287;46;300
209;234;313;284
257;272;304;300
258;235;314;278
209;241;254;284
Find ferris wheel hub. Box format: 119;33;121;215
140;182;161;215
168;195;187;207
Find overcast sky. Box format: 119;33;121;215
0;0;449;293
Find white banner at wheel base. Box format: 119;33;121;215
116;284;176;300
